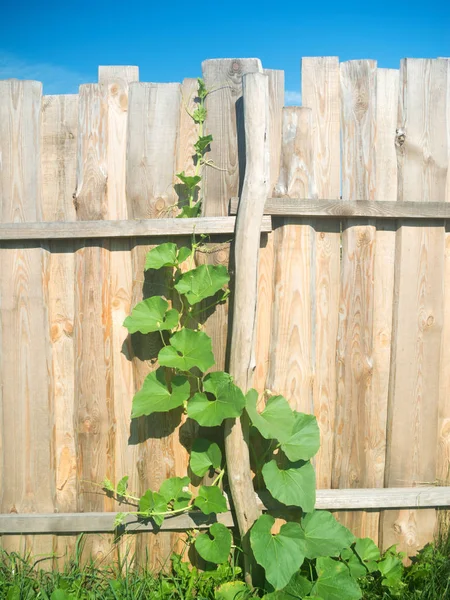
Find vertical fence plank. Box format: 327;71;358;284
254;69;284;394
42;93;78;564
176;78;199;213
382;59;448;554
73;83;114;561
302;57;341;489
371;69;399;544
126;83;180;219
267;107;314;413
126;82;186;568
334;60;377;539
99;65;139;560
0;80;53;557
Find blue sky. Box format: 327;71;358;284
0;0;449;103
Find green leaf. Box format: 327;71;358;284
139;490;167;527
102;477;114;492
145;243;177;269
158;328;215;372
378;553;404;591
124;297;179;334
250;514;305;590
215;581;251;600
117;476;129;496
354;537;380;573
175;264;229;305
193;106;207;124
299;511;355;559
246;390;294;441
312;557;362;600
51;591;75;600
190;438;222;477
187;371;245;426
262;459;316;511
131;368;190;418
159;476;190;503
195;523;232;563
7;587;22;600
197;78;208;99
344;551;367;580
114;512;127;528
246;391;320;462
195;134;213;155
194;485;228;514
176;172;202;189
177;246;192;264
178;204;202;218
264;572;314;599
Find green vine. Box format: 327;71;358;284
100;79;406;599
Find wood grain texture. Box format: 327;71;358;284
0;216;272;240
225;73;269;581
73;83;114;562
383;59;449;554
126;83;181;219
334;60;377;539
302;57;341;489
0;80;53;557
267;107;314;414
99;67;138;564
254;69;284;394
371;69;399;546
42;93;79;564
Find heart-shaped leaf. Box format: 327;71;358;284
178;204;201;218
262;459;316;512
124;296;179;334
159;476;191;510
343;551;367;580
145;243;180;270
246;391;320;462
116;476;129;497
299;511;355;559
216;582;251;600
174;264;229;305
139;490;168;526
193;485;228;515
311;557;362;600
263;572;314;599
194;134;213;155
187;372;245;426
158;328;215;372
354;538;380;573
195;523;232;563
190;438;222;477
131;368;190;418
250;514;305;590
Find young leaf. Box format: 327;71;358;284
145;243;178;270
102;477;114;492
116;476;129;497
123;296;179;334
195;134;213;155
187;371;245;426
344;550;368;580
250;514;305;590
246;391;320;462
158;328;215;372
262;459;316;512
190;438;222;477
192;106;207;124
311;557;362;600
176;172;202;189
131;368;190;418
193;485;228;514
195;523;232;564
174;264;229;305
299;511;355;559
114;512;127;527
197;78;208;99
139;490;168;527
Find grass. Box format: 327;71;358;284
2;522;450;599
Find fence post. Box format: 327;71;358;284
225;71;270;584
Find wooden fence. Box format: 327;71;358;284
0;57;450;568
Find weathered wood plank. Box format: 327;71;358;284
383;59;449;554
126;83;181;219
267;107;314;414
254;69;284;394
99;66;139;562
0;216;272;240
2;486;450;535
42;93;79;564
230;197;450;218
333;59;377;540
302;57;341;490
0;80;53;557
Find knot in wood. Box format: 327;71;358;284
395;128;406;147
